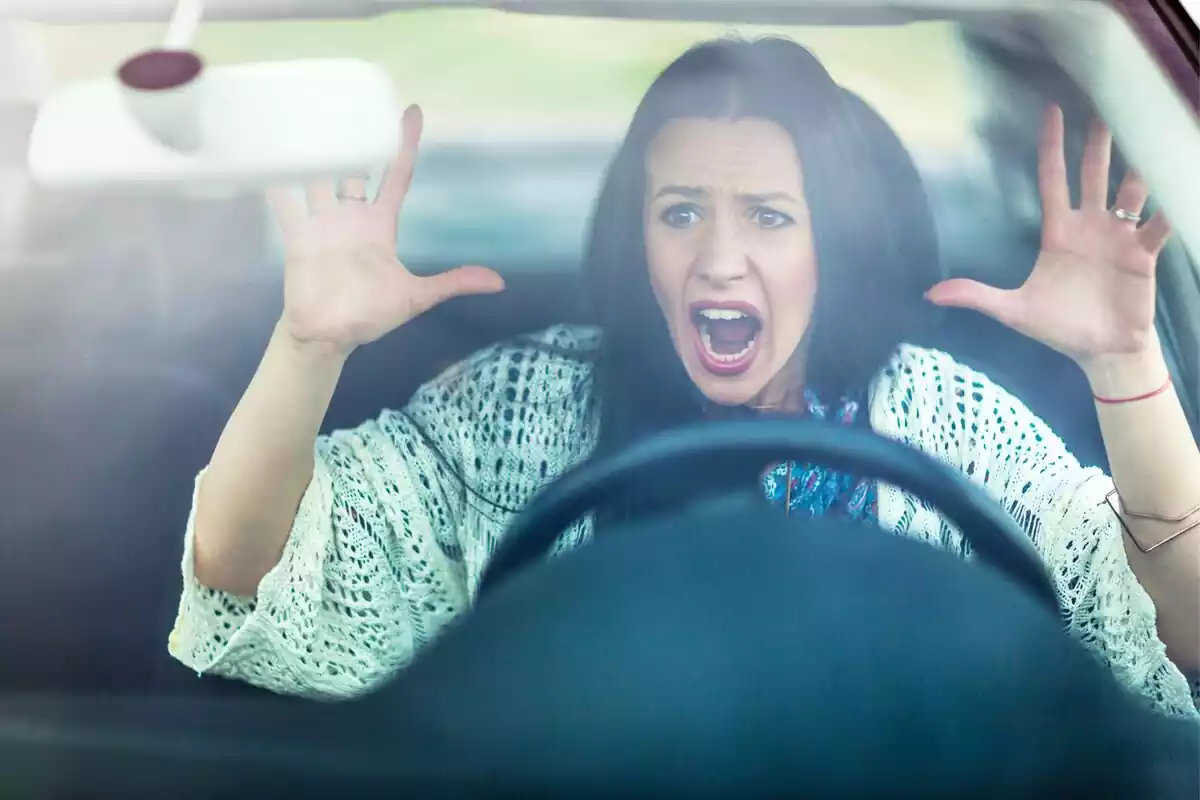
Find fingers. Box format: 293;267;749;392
1037;105;1070;219
1111;171;1150;223
1111;171;1166;253
278;104;422;225
265;186;305;236
376;104;424;211
305;180;337;216
1080;117;1113;210
1138;208;1172;255
337;174;370;203
925;278;1023;330
418;265;506;310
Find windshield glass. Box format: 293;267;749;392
28;12;975;269
3;5;1198;791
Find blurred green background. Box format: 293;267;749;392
29;9;969;147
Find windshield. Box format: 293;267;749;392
2;4;1199;793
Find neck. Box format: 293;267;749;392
749;344;809;412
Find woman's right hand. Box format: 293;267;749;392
269;104;505;354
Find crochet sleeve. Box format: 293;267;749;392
168;325;596;700
908;348;1197;717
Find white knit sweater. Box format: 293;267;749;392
169;324;1198;716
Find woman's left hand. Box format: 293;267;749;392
925;104;1173;369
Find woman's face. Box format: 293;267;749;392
644;117;817;409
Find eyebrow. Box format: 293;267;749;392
652;185;708;201
651;185;800;204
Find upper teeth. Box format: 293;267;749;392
698;308;750;321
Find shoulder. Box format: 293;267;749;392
429;323;598;392
465;323;601;369
878;343;987;385
870;345;1089;505
405;323;599;425
871;343;1055;447
872;343;987;408
875;343;1019;408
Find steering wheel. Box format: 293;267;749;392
478;420;1060;615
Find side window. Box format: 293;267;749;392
1154;228;1200;432
958;28;1200;445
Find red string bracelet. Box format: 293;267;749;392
1093;375;1173;405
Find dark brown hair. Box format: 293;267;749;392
585;37;940;501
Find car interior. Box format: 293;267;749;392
0;0;1198;794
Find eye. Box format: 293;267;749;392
660;202;703;229
751;206;795;230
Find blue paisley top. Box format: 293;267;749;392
759;390;878;523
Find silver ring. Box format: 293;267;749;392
1112;207;1142;223
336;172;371;203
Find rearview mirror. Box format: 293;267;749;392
27;56;399;192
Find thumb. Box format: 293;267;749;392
417;265;506;309
925;278;1022;327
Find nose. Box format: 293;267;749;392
694;214;749;286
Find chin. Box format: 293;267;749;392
687;367;767;408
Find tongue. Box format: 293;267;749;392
706;318;758;355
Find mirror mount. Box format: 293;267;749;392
27;58;399;192
25;0;399;192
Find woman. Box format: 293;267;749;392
170;38;1200;716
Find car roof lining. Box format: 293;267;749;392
0;0;1149;25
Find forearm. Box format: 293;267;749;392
1083;340;1200;671
193;323;349;597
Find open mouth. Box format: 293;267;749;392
690;302;763;377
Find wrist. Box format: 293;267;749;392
1078;343;1170;401
271;320;354;368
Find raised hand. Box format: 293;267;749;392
271;105;505;353
926;105;1172;367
